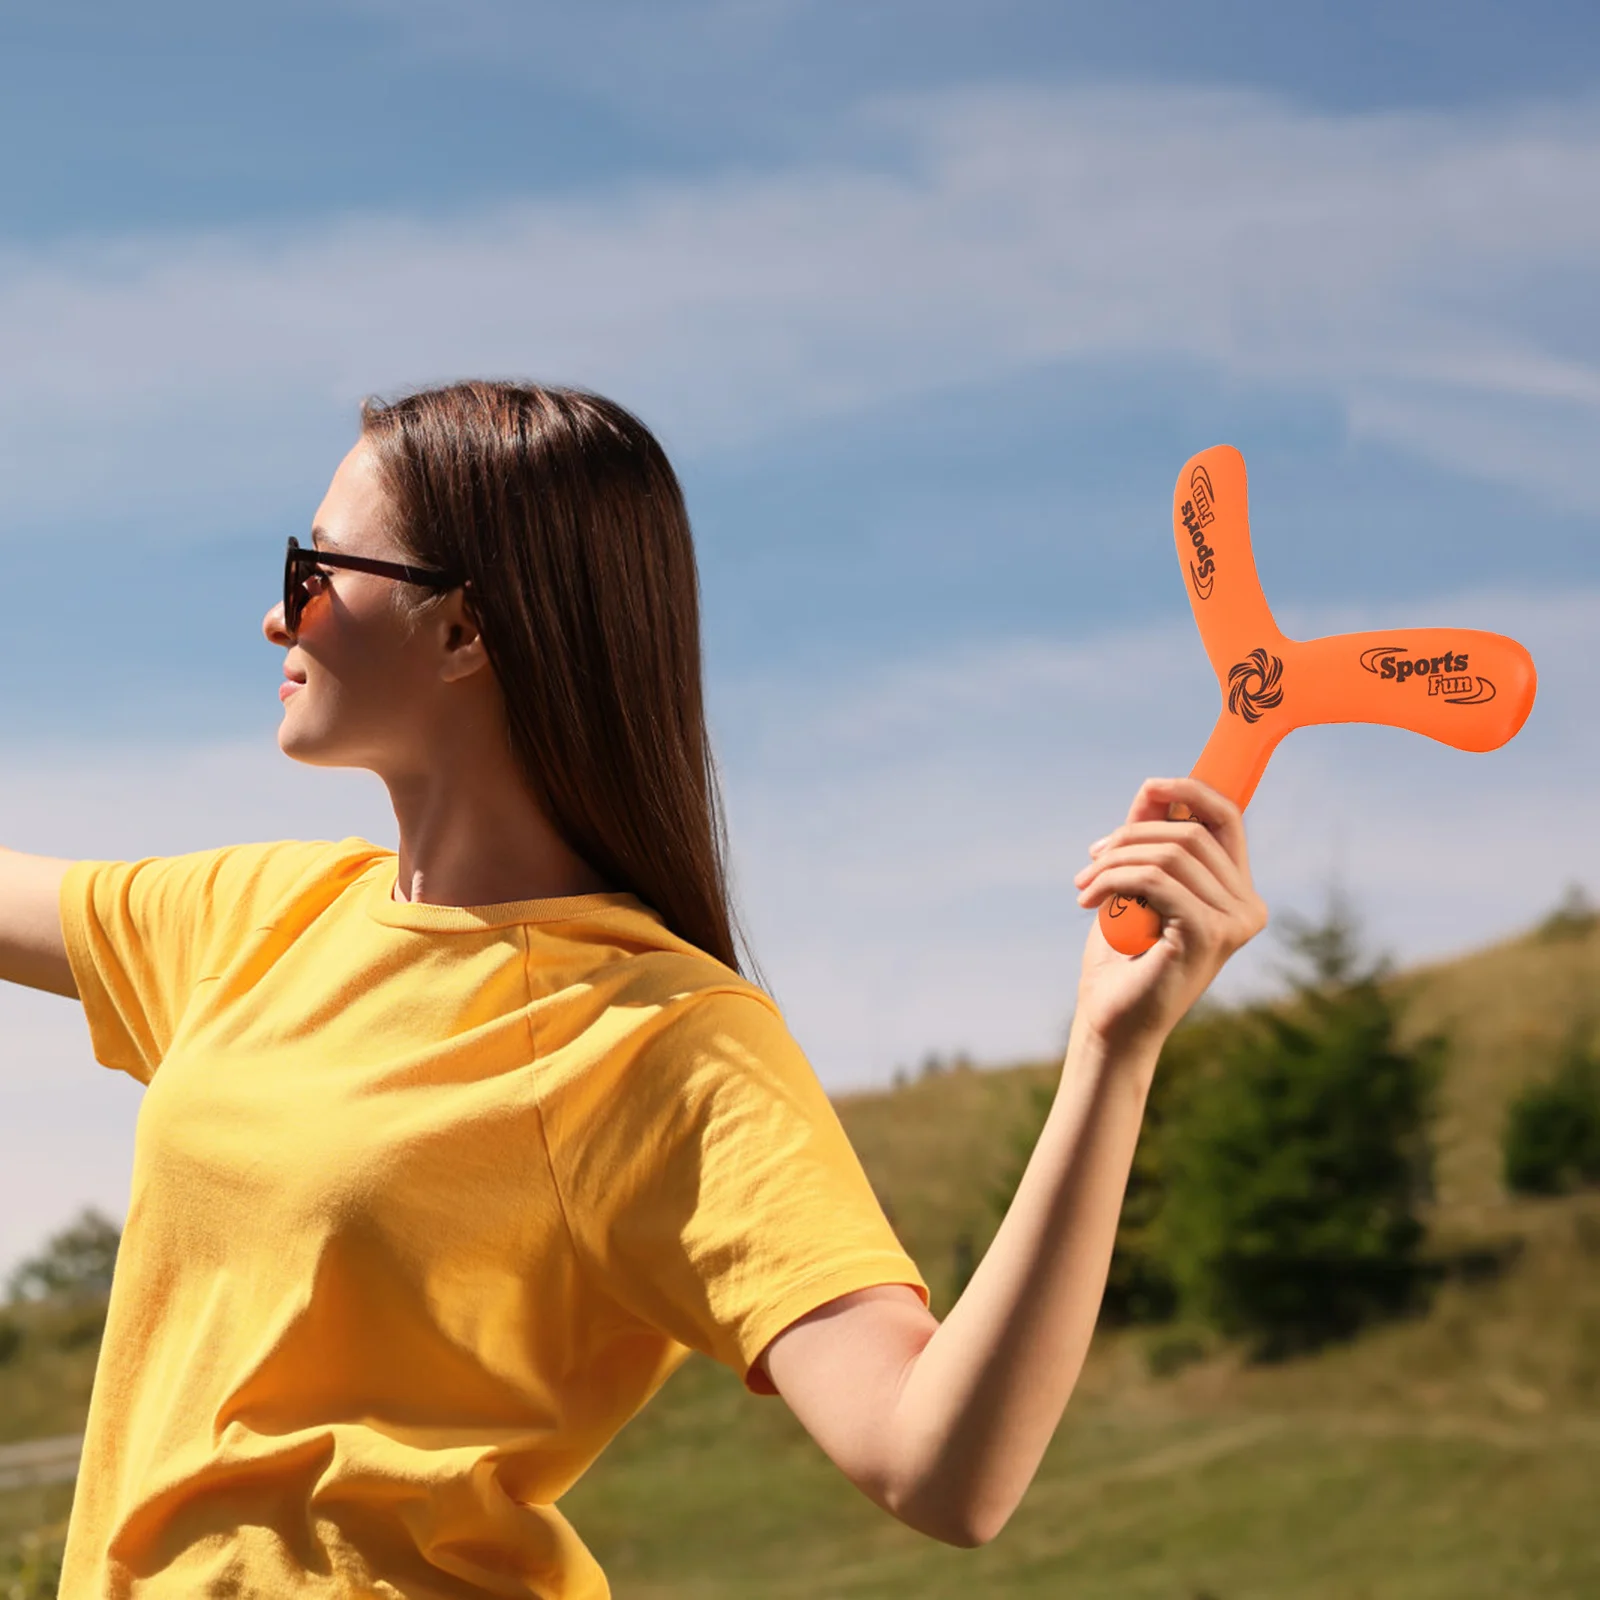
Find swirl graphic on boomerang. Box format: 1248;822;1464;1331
1226;647;1285;724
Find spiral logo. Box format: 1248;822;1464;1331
1227;647;1285;724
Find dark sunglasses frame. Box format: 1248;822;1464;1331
283;535;466;637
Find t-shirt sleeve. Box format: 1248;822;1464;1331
542;987;929;1394
59;838;376;1084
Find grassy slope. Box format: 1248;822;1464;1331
4;920;1598;1595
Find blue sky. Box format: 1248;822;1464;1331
2;1;1597;1270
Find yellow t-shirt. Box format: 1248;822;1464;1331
57;837;927;1599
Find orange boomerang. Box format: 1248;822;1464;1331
1098;444;1538;957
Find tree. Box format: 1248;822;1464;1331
1159;896;1442;1357
1502;1029;1600;1195
6;1208;121;1304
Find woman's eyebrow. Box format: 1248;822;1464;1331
310;526;346;552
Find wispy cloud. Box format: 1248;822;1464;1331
2;86;1599;530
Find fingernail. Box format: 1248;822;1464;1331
1089;836;1111;855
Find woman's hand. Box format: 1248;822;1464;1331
1072;776;1267;1053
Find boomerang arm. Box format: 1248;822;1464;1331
1187;711;1290;813
1287;629;1536;752
1174;445;1287;683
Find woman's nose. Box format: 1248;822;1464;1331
263;600;291;647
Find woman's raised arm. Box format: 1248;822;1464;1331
758;776;1267;1547
0;847;79;998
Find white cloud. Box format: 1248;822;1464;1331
2;86;1600;528
2;582;1590;1272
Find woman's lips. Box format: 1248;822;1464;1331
279;680;303;702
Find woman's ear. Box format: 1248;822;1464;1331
438;591;492;683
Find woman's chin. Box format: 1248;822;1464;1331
276;718;376;775
276;713;333;765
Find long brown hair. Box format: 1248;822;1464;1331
360;380;747;976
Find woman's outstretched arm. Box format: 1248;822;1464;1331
0;847;79;997
758;776;1267;1547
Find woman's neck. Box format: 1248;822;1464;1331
382;755;609;909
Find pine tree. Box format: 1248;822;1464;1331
1159;896;1442;1357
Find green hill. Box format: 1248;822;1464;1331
4;913;1599;1597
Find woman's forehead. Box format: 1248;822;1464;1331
312;438;396;556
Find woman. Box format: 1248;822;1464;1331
0;381;1266;1598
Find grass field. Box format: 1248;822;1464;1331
562;1341;1600;1598
2;914;1597;1596
555;1182;1600;1598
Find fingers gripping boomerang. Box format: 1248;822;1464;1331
1098;445;1538;957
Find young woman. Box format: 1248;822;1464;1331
0;381;1266;1598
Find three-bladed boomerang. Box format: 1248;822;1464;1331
1098;444;1538;957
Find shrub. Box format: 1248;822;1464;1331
1159;899;1442;1358
1503;1037;1600;1195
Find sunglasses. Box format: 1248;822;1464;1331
283;536;466;638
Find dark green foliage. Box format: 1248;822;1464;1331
0;1313;20;1366
1160;901;1442;1357
6;1208;120;1305
1503;1033;1600;1195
